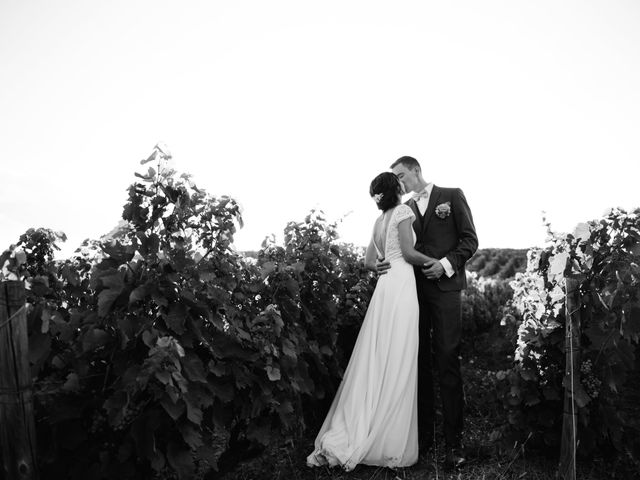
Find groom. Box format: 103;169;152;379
384;156;478;469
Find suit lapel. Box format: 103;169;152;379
406;199;423;236
422;185;441;233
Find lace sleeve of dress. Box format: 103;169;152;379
394;204;415;224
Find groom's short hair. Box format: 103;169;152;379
390;156;421;171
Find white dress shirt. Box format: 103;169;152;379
414;183;433;216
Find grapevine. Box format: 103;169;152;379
1;145;377;479
502;208;640;456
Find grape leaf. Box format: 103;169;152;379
182;354;207;383
167;441;195;480
166;303;187;334
160;396;185;421
82;328;111;352
266;365;281;381
98;288;122;317
178;422;203;449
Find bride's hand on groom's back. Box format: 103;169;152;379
375;257;391;276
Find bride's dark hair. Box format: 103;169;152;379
369;172;402;212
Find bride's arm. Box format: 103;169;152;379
398;218;434;266
364;238;377;272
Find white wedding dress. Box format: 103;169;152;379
306;204;419;471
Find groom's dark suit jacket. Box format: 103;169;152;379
407;185;478;291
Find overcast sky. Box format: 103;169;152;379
1;0;639;258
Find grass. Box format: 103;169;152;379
219;434;570;480
213;357;640;480
215;415;639;480
218;440;640;479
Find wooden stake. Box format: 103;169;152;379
0;281;38;480
559;276;583;480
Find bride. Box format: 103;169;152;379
306;172;434;471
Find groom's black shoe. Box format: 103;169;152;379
444;446;466;470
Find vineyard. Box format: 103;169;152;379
1;146;639;480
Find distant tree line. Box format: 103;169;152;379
246;247;528;279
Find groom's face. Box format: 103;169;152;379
392;164;421;193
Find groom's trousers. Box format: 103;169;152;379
416;275;464;448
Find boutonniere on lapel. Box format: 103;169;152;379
435;202;451;219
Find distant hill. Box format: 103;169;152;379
467;248;529;279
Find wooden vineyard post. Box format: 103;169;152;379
0;281;38;480
559;276;584;480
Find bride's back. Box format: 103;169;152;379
372;204;415;263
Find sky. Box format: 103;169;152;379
1;0;639;259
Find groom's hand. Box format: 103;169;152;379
375;257;391;276
421;258;444;280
